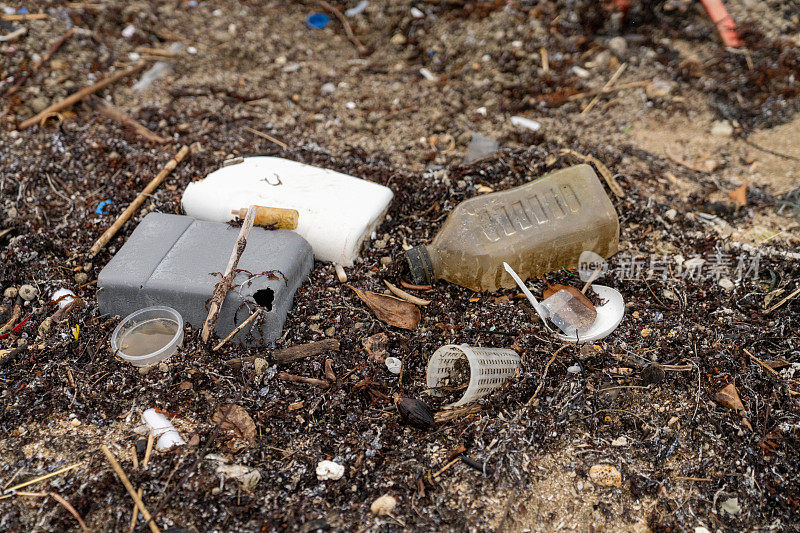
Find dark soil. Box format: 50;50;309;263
1;1;799;532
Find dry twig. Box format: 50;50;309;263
101;445;160;533
312;0;368;55
87;96;168;144
213;309;262;351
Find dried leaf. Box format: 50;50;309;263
350;287;420;330
715;383;744;414
362;332;388;363
212;404;257;444
729;182;748;207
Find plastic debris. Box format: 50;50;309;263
385;356;401;374
541;288;597;336
182;157;393;266
142;408;186;450
345;1;369;16
98;213;313;346
95;199;114;214
111;306;184;367
463;132;498;164
419;68;436;82
427;344;521;407
132;43;183;91
51;288;77;309
316;460;344;480
510;116;541;132
700;0;743;47
407;165;619;291
208;455;262;491
306;13;330;29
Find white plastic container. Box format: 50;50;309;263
426;344;521;408
181;157;394;266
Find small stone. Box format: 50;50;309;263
664;208;677;220
390;33;406;45
74;272;88;285
29;96;50;114
316;460;345;480
19;284;38;301
158;362;169;372
69;418;81;427
325;326;335;337
385;357;401;375
370;494;397;516
611;436;628;447
139;366;152;375
711;120;734;137
646;80;674;98
37;317;54;337
4;287;18;299
380;256;392;266
589;464;621;487
254;358;268;375
608;36;627;56
320;82;336;95
718;277;734;290
567;364;581;374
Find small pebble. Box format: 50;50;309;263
567;364;581;374
158;362;169;372
19;284;37;301
611;436;628;447
254;358;268;375
4;287;18;299
385;357;402;375
316;460;345;480
325;326;335;337
320;82;336;95
74;272;88;285
711;120;734;137
718;277;734;290
370;494;397;516
589;464;621;487
608;36;627;56
380;256;392;266
69;418;81;427
390;33;406;45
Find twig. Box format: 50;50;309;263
2;28;75;101
213;309;261;351
434;404;481;424
582;62;627;114
560;148;625;198
5;463;82;493
540;47;549;72
1;13;47;20
524;345;569;409
243;126;288;149
312;0;368;55
276;372;330;389
432;457;460;478
744;349;780;378
272;338;340;364
89;145;190;257
762;286;800;314
134;47;180;57
101;445;160;533
130;445;139;471
400;281;432;291
49;492;88;532
87;96;168;144
18;63;145;129
567;80;650;101
142;429;154;469
128;488;143;533
201;206;257;342
384;280;430;306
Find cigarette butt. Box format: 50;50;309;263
232;206;299;230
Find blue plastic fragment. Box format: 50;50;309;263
305;13;330;29
96;200;114;214
18;7;28;13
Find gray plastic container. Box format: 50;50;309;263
98;213;313;346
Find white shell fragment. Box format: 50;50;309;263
51;288;77;309
385;357;402;374
510;116;541;132
316;460;345;481
371;494;397;516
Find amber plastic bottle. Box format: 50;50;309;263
405;164;619;292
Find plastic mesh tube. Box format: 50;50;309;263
426;344;521;408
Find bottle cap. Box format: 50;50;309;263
405;246;434;285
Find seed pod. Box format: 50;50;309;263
394;394;434;430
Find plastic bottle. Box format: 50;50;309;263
405;164;619;291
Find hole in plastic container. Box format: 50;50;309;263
253;288;274;311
